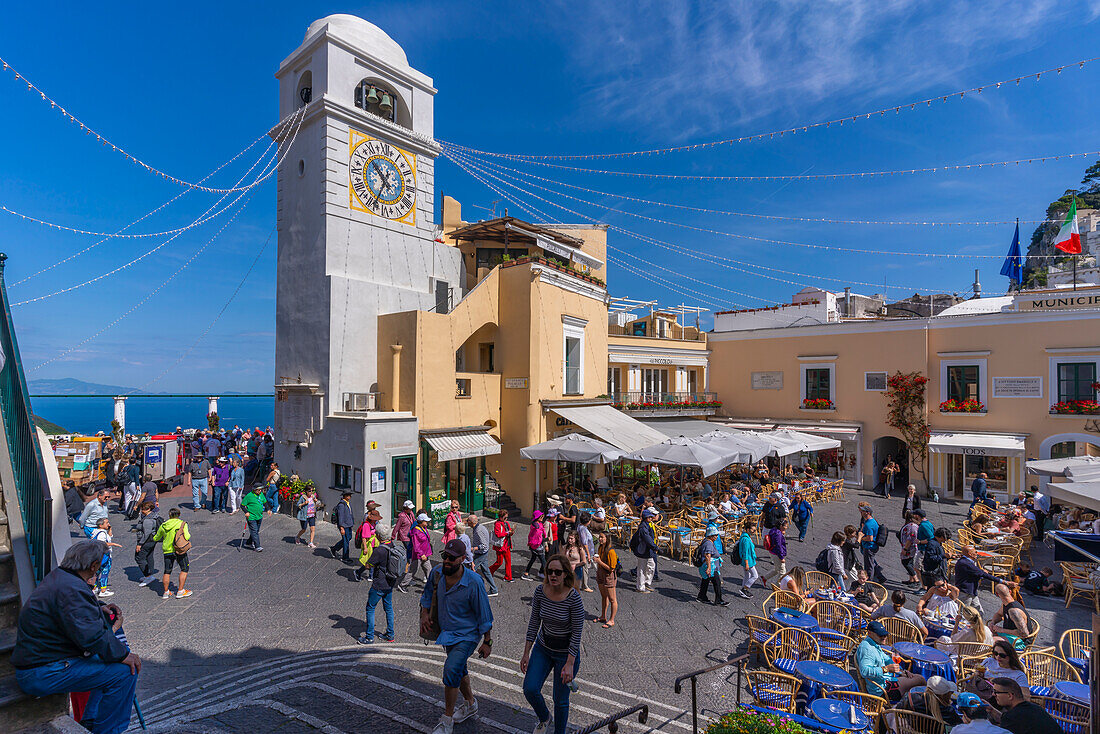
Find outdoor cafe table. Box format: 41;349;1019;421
1053;681;1090;705
892;641;955;682
795;661;858;704
809;698;870;731
772;608;820;632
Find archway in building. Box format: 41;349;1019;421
1039;433;1100;460
872;436;909;496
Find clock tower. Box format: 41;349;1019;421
272;15;461;501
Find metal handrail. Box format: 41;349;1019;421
573;703;648;733
0;254;54;582
673;653;748;734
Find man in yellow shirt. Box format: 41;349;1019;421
151;507;192;599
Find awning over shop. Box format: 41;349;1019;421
550;405;668;452
928;431;1026;457
1027;456;1100;477
640;418;723;439
1048;480;1100;513
718;420;861;439
422;427;501;462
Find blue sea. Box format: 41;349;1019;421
31;396;274;436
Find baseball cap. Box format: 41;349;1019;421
642;507;658;517
403;500;415;509
416;513;430;523
956;693;982;709
443;539;467;558
866;621;888;638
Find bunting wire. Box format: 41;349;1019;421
442;55;1100;160
0;55;305;193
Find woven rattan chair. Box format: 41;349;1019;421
1061;562;1100;613
817;630;857;664
1019;650;1082;687
763;628;820;670
950;642;993;677
746;614;782;659
888;709;946;734
880;617;924;645
810;599;854;636
1030;694;1089;733
763;590;804;617
746;669;801;713
850;646;888;698
862;581;888;606
1059;628;1091;664
805;570;839;592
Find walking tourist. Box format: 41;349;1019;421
134;501;160;586
467;514;499;597
696;525;727;606
90;518;122;598
630;507;659;593
824;531;847;589
842;524;862;581
188;452;211;512
294;487;318;547
210;456;230;514
594;530;618;627
921;528;949;588
401;513;434;591
394;499;417;576
12;540;141;734
856;620;925;701
881;456;899;498
563;532;588;591
954;545;1003;614
420;539;494;734
78;489;111;538
489;508;515;582
522;509;549;580
735;518;759;599
521;553;585;734
760;517;788;587
120;458;140;517
900;511;920;587
575;512;595;592
138;474;158;512
152;507;193;597
991;677;1062;734
240;485;265;552
789;492;812;542
358;523;405;644
263;461;282;513
354;503;383;581
330;491;355;562
442;499;462;545
858;503;888;584
970;471;989;508
901;484;922;520
227;457;245;514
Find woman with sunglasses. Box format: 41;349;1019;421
521;554;584;734
563;533;588;592
967;638;1028;701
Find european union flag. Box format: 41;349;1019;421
1000;221;1023;285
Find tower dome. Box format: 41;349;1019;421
304;14;409;69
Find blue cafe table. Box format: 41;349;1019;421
809;698;871;731
1054;681;1090;705
892;641;955;682
772;608;820;632
794;660;858;705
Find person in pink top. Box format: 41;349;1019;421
400;513;434;592
393;500;417;577
441;499;462;545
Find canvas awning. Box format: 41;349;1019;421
641;418;724;439
1027;456;1100;477
550;405;667;452
718;420;861;439
928;431;1026;457
422;427;501;462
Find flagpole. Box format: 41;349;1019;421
1072;191;1078;292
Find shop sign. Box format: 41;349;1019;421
505;377;529;389
752;371;784;390
554;416;575;427
1018;293;1100;311
992;377;1043;398
430;499;450;530
962;448;987;455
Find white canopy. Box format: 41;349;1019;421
773;428;842;453
928;431;1026;456
550;405;668;452
1047;480;1100;513
520;433;623;464
422;428;501;462
641;418;725;439
698;430;774;463
623;436;735;477
1025;456;1100;477
743;428;841;457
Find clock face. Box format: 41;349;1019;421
348;132;416;224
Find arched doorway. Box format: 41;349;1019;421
872;436;908;496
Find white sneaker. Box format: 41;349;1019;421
162;591;172;599
431;715;454;734
138;576;153;587
97;588;114;598
533;718;552;734
453;698;478;723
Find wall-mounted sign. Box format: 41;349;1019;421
645;357;675;365
505;378;529;389
864;372;888;391
1018;294;1100;311
752;371;784;390
370;467;386;494
992;377;1043;398
369;441;378;450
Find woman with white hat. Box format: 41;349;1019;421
402;513;434;591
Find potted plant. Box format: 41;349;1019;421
939;398;986;413
277;476;318;514
705;708;812;734
802;398;834;410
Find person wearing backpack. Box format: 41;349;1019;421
789;492;813;543
521;510;550;580
152;507;193;598
358;523;405;644
858;503;889;584
630;507;659;593
822;531;847;589
695;525;728;606
734;518;759;599
401;513;434;592
134;501;162;586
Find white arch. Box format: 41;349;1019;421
1038;432;1100;459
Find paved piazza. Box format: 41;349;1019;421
106;486;1089;733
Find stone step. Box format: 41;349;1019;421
0;672;29;709
0;583;19;628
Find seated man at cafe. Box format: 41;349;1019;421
870;589;931;639
856;620;925;701
12;540;140;734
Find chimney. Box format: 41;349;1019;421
844;287;851;317
972;269;981;299
391;344;403;411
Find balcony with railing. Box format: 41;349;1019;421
609;391;721;417
608;322;705;342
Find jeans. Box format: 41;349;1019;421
364;587;394;640
523;642;580;734
265;483;281;512
523;548;547;577
473;553;499;594
212;485;227;512
833;572;849;591
246;518;262;548
885;476;895;496
331;529;351;561
135;544;156;577
442;638;480;688
191;478;208;510
795;519;809;541
16;655;137;734
863;546;885;582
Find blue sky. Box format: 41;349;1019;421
2;1;1099;392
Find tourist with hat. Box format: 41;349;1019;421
696;525;728;606
899;675;963;727
329;491;356;563
421;538;494;734
630;507;659;593
210;456;230;514
953;692;1012;734
856;620;925;701
521;509;550;580
401;512;434;591
240;485;266;552
394;499;417;578
353;502;383;582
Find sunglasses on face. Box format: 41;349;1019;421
441;553;460;562
546;568;565;576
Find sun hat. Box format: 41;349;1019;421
706;526;720;537
548;508;560;516
532;509;544;520
926;676;957;696
416;513;430;523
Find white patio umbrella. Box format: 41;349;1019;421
622;436;735;478
520;433;624;463
771;428;841;453
698;430;773;463
1026;456;1100;477
742;430;807;458
1047;480;1100;513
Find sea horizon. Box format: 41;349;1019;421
31;396;274;436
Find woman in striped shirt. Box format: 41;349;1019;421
521;553;584;734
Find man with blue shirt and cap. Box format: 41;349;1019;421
856;620;925;702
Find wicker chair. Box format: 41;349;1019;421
810;599;854;636
1058;628;1092;665
1061;562;1100;613
763;628;820;670
862;581;888;606
817;630;858;664
746;614;782;659
763;590;804;617
746;669;801;713
805;570;839;592
825;690;887;730
850;646;888;698
1030;694;1090;733
880;617;924;645
888;709;946;734
1019;650;1082;687
950;642;993;678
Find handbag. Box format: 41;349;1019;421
420;568;443;642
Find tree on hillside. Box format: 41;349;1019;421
1023;159;1100;283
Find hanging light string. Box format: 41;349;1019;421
0;55;305;193
443;144;1065;262
9;120;283;287
451;148;1059;227
441;55;1100;161
444;139;1100;184
129;223;277;394
13;106;305;307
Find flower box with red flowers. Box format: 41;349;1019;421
939;399;986;413
1050;400;1100;415
801;398;834;410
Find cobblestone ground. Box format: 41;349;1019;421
96;484;1088;733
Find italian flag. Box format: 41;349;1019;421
1053;198;1082;254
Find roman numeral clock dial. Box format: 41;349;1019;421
348;130;417;225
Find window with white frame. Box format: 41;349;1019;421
1048;355;1100;406
562;315;587;395
939;359;988;404
799;362;836;405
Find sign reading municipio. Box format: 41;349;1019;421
752;371;784;390
992;377;1043;398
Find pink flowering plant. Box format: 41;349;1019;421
706;707;812;734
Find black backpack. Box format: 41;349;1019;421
729;535;744;565
384;543;407;586
875;523;889;548
815;548;830;573
691;542;707;568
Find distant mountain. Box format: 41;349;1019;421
28;378;138;395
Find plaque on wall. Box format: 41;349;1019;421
752;371;784;390
992;377;1043;398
